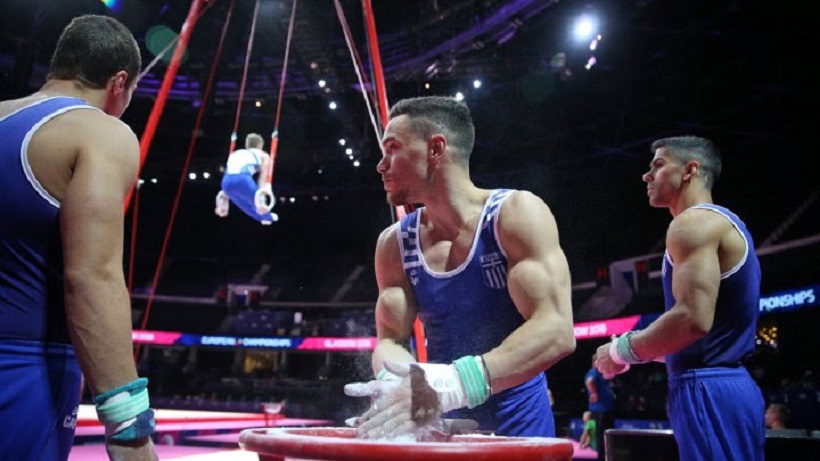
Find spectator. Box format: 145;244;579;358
579;410;597;451
585;353;615;460
764;403;789;430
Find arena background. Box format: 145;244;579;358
1;0;817;445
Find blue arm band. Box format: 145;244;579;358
95;388;150;424
108;408;156;442
453;356;490;409
94;377;156;441
617;331;647;365
94;378;150;424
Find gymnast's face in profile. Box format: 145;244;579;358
377;115;429;207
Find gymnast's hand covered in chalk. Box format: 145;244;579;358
344;359;484;440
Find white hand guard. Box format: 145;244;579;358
410;362;469;413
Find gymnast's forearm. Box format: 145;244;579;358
484;311;575;393
64;270;139;395
59;127;143;396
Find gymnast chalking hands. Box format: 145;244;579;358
345;361;477;440
345;413;479;442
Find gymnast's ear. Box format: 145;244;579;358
428;134;446;160
684;160;699;180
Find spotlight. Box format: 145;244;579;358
573;15;599;42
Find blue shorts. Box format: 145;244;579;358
0;339;82;461
667;367;765;461
447;374;555;437
221;173;276;223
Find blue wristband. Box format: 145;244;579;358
108;409;156;442
94;378;150;424
453;356;489;409
617;331;646;365
94;378;156;441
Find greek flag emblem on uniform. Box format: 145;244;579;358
480;252;507;289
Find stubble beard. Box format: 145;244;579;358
647;193;669;209
386;190;408;207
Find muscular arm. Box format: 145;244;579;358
628;210;722;360
60;113;140;395
482;191;576;393
257;151;272;188
371;224;418;376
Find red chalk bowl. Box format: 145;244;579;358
238;426;574;461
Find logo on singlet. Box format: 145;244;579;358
409;268;419;286
63;405;78;430
480;252;507;289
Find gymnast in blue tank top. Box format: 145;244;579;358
0;15;156;460
0;97;89;461
397;189;555;435
593;136;764;461
344;96;576;439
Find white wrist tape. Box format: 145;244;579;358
414;362;468;413
609;338;630;366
